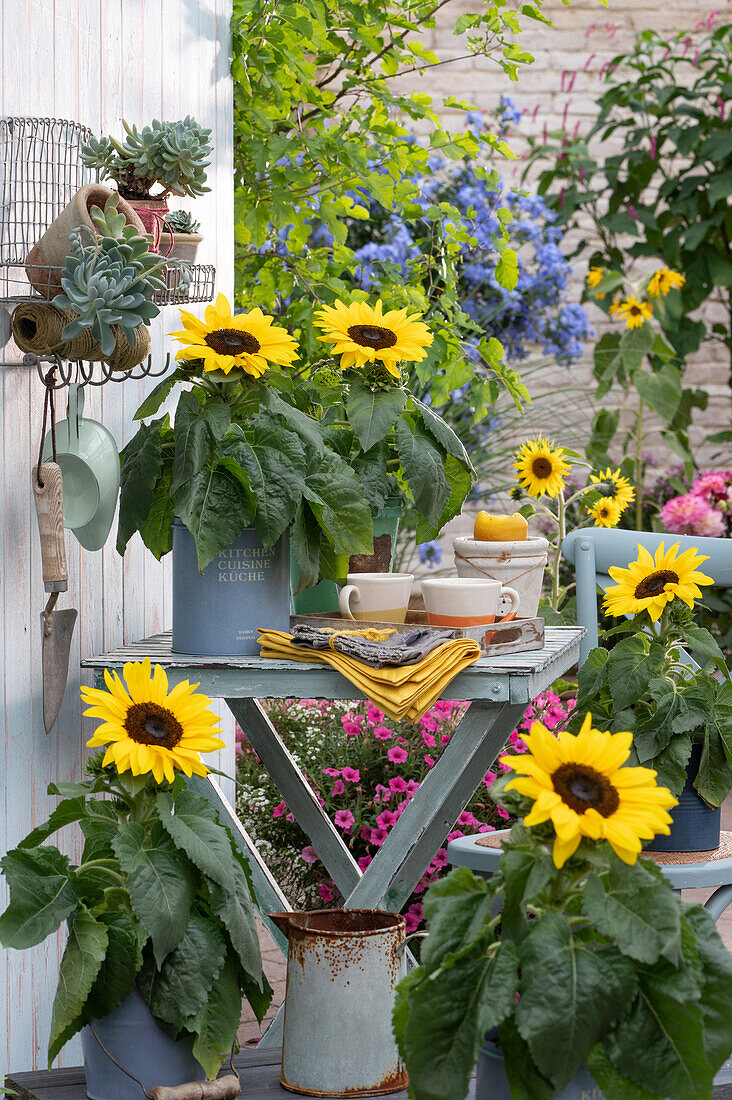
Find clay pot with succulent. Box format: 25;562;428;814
161;210;203;263
81;117;212;249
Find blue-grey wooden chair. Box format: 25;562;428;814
561;528;732;666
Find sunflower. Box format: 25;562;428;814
81;659;225;784
586;266;604;290
587;496;621;528
513;438;571;499
647;266;685;298
170;293;298;377
603;540;713;623
608;296;623;318
314;299;433;377
615;295;653;329
501;712;677;867
590;466;635;513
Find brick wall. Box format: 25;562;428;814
403;0;732;471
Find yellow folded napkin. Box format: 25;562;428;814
258;629;481;722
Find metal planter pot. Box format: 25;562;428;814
476;1034;605;1100
81;988;205;1100
172;520;290;655
645;741;721;852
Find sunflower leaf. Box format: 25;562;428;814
116;419;165;555
171;391;231;494
207;859;262;983
138;912;227;1029
175;462;256;571
48;906;109;1065
582;862;682;966
394;417;449;528
112;821;197;967
411;396;475;474
84;911;143;1023
684;904;732;1073
0;847;78;949
516;913;637;1091
303;447;374;556
290;501;322;592
156;790;236;892
190;947;244;1079
347;381;406;452
607;636;666;712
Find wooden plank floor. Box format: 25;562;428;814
6;1048;477;1099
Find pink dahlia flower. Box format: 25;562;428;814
661;493;724;537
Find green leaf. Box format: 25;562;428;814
582;861;682;966
218;419;305;547
303;448;374;556
516;913;637;1090
175;462;256;571
684;625;730;679
139;913;227;1029
634;365;682;423
586;1045;658;1100
347;381;406;452
695;710;732;807
607;636;665;712
684;904;732;1073
116;421;164;555
495;247;519;290
394;417;449;527
17;798;87;850
604;986;713;1099
0;847;78;949
577;647;609;700
138;469;175;559
84;911;143;1023
353;443;391;512
415;454;472;543
208;858;262;982
411;397;475;473
133;374;180;420
112;821;197;967
156;790;237;892
653;734;693;798
290;501;321;591
172;391;230;493
266;389;325;455
190;949;244;1079
499;1014;554;1100
420;868;493;974
619;324;654;373
48;907;108;1064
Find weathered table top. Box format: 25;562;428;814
82;626;585;704
5;1048;477;1099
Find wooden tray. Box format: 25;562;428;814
289;611;545;657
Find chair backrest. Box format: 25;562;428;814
561;528;732;665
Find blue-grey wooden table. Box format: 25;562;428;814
83;625;583;1045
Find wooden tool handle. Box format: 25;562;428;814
149;1076;241;1100
32;464;68;593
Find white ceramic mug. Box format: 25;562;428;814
421;577;520;628
338;573;414;623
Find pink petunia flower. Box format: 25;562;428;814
388;746;408;764
424;754;435;768
272;801;287;818
342;720;362;737
420;714;438;733
441;733;451;745
389;776;409;793
358;855;372;872
370;826;389;847
332;779;346;796
374;783;393;803
322;767;341;777
286;813;295;823
342;766;361;783
366;704;385;726
376;809;399;830
301;845;319;864
446;830;464;843
373;725;393;740
334;809;355;832
318;881;334;903
422;731;437;748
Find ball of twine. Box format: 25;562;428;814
106;324;152;371
11;303;68;353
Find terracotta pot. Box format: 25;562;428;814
25;184;145;298
127;197;169;252
159;231;202;263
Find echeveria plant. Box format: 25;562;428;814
82;116;212;200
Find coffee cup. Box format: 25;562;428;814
421;577;520;628
338;573;414;623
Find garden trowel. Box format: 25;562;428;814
32;463;77;732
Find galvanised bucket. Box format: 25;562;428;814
645;741;721;852
172;520;290;656
271;909;409;1096
477;1032;606;1100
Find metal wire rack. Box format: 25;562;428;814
24;350;175;389
0;116;215;308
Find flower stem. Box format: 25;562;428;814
635;394;644;530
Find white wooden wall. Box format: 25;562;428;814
0;0;234;1074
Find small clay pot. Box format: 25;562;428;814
127;197;169;252
25;184;145;298
159;231;202;263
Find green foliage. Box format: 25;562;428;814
82;117;212;199
571;606;732;805
394;823;732;1100
164;210;201;235
0;767;268;1074
53;195;166;357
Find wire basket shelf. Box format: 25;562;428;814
0;116;215;314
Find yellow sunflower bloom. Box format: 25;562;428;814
81;659;225;784
314;298;433;378
603;540;714;623
608;296;623;318
169;293;298;377
590;466;635;513
615;295;653;329
501;713;677;867
647;266;685;298
587;496;622;528
513;438;570;499
586;266;604;289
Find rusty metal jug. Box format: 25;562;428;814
270;909;411;1096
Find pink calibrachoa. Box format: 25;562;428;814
341;766;360;783
301;845;319;864
373;725;393;740
387;745;409;764
332;779;345;796
334;809;355;832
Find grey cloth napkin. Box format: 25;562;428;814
289;625;457;668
